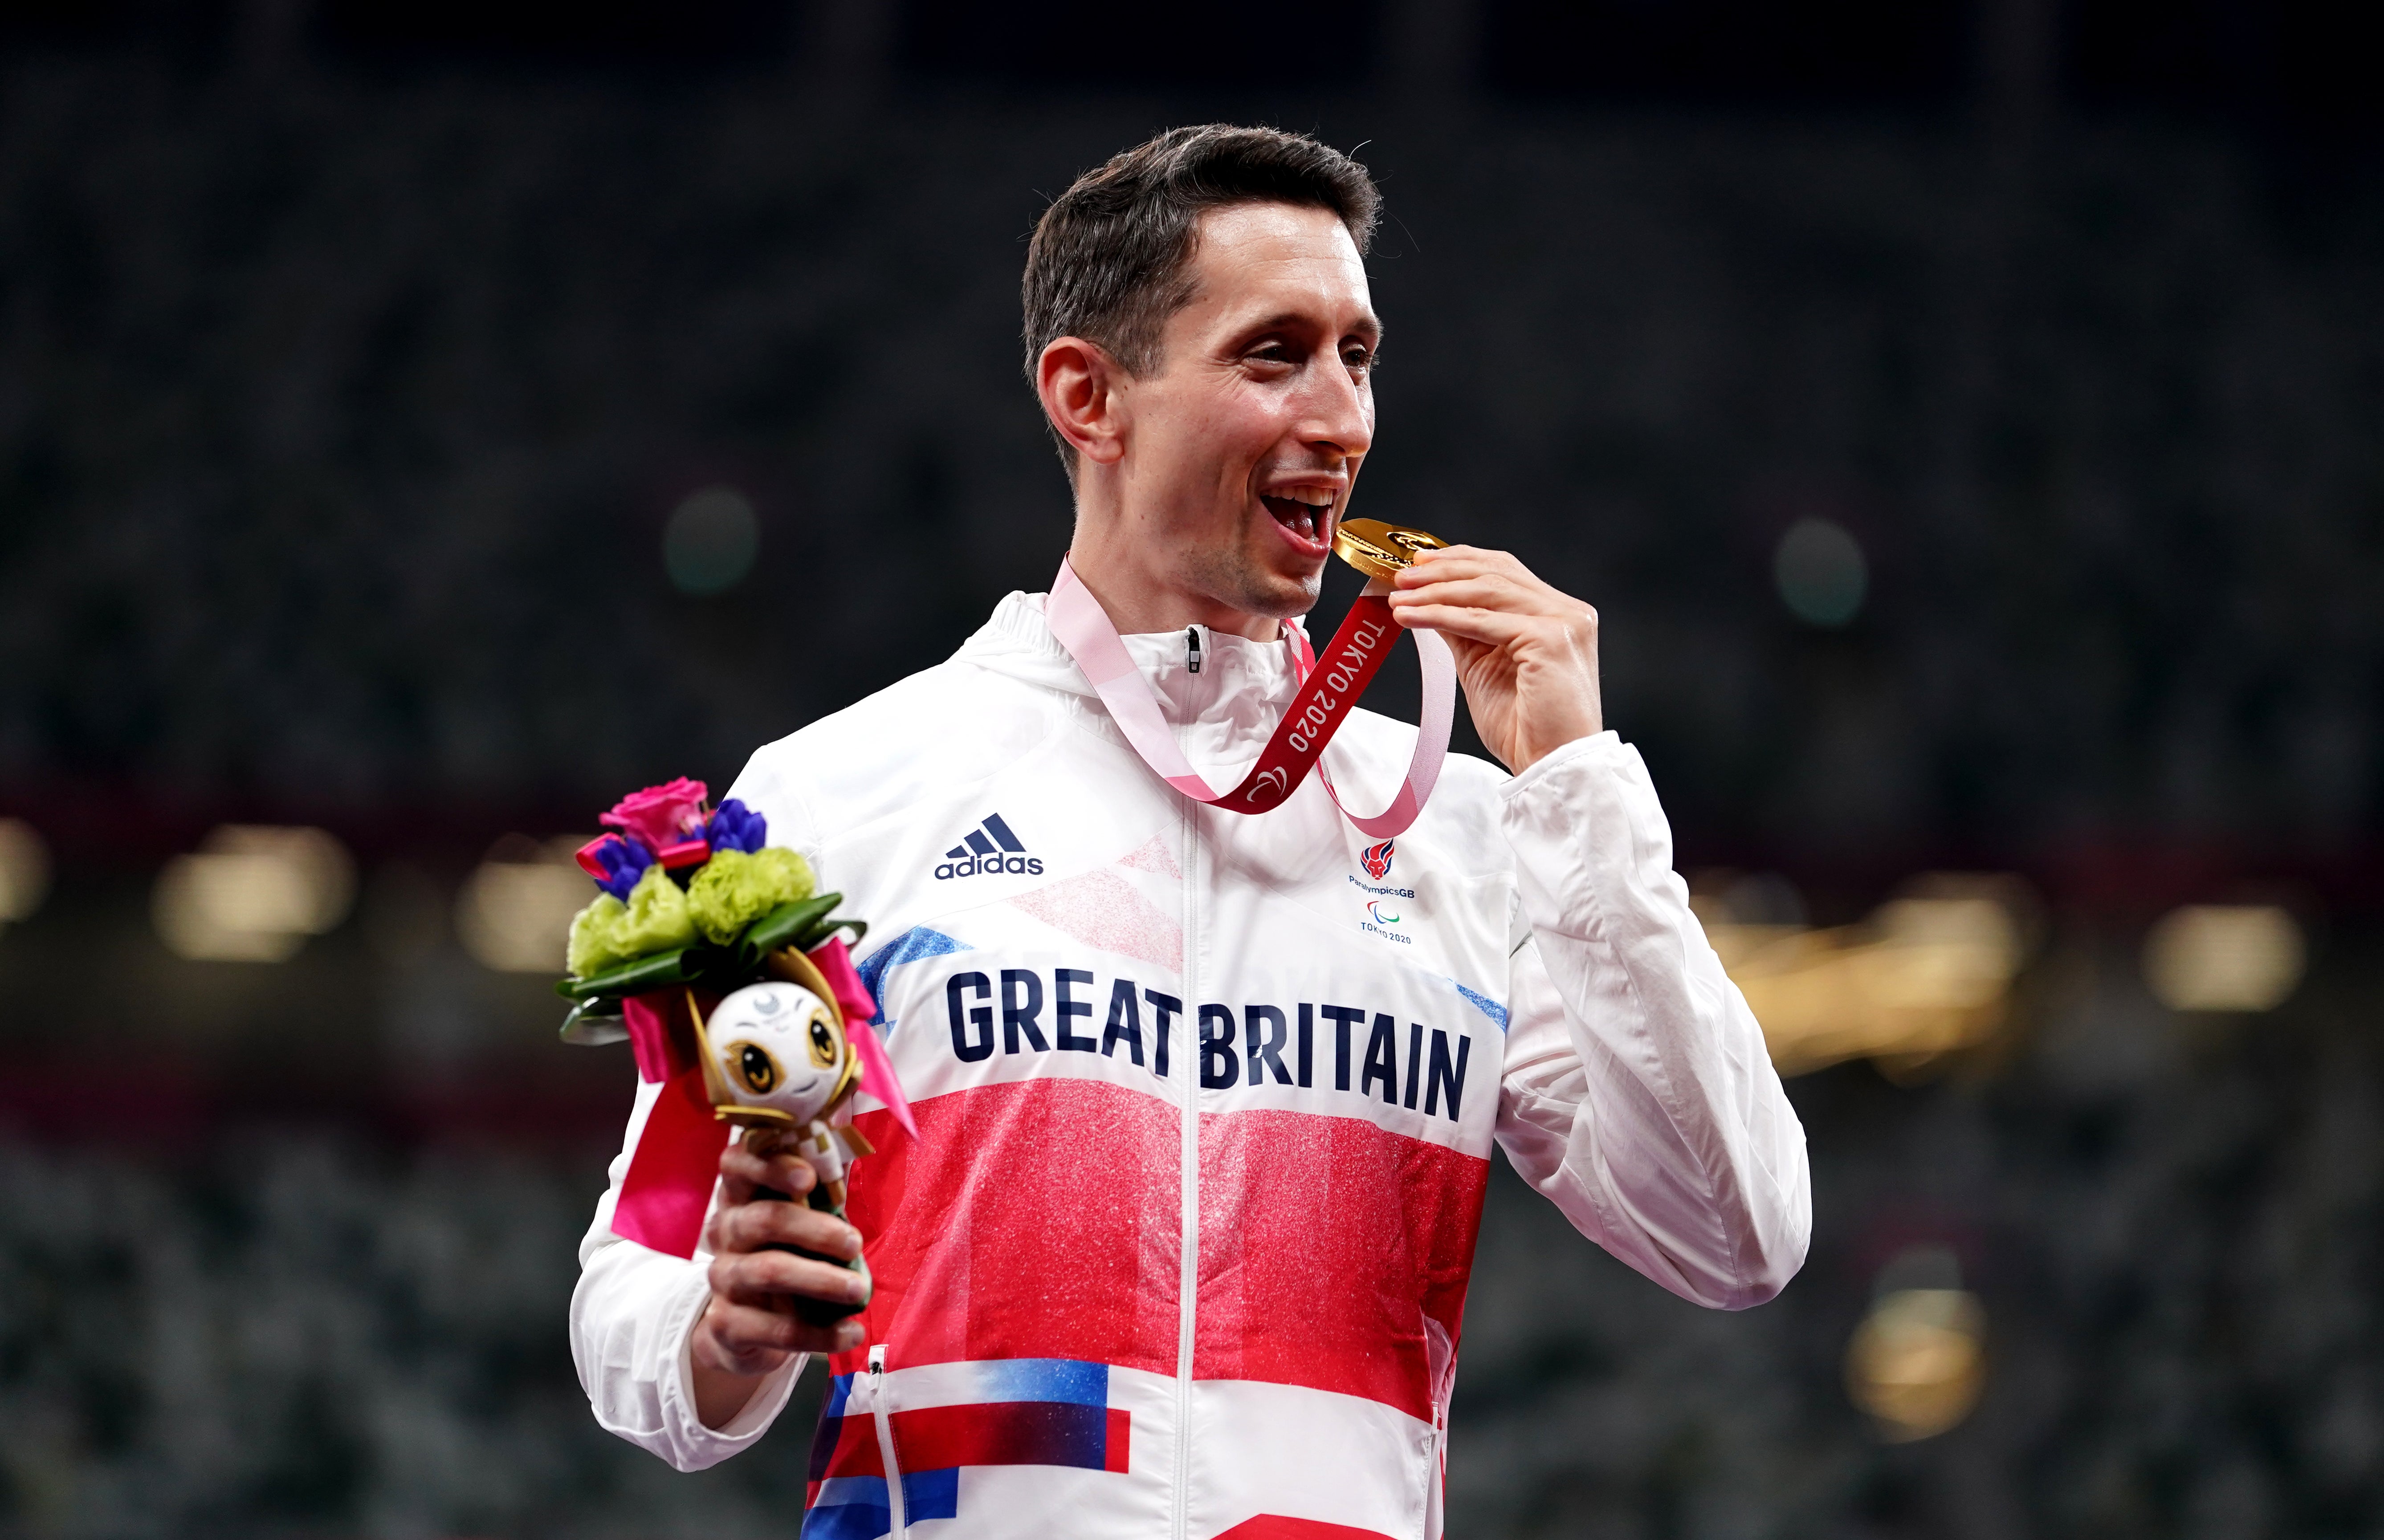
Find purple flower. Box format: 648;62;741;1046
575;833;655;901
705;799;768;855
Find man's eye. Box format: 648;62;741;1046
1345;348;1376;374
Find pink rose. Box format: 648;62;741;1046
601;777;709;855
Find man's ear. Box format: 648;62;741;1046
1037;336;1128;469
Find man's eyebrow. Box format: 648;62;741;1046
1232;310;1385;345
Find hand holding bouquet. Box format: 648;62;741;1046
557;778;911;1322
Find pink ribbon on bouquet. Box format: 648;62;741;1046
1045;556;1455;837
810;936;916;1139
611;988;725;1260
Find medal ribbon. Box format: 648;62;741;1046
1046;556;1455;837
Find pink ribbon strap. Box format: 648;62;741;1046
1046;557;1455;837
810;936;917;1138
610;1063;726;1260
611;988;727;1258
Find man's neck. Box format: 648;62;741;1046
1064;502;1282;642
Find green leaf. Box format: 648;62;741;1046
795;915;868;952
559;945;710;1000
735;893;842;965
559;1000;631;1046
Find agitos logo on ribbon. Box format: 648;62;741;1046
1046;519;1458;839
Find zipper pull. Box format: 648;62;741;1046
1186;626;1202;674
868;1343;887;1378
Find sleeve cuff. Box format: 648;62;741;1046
659;1269;806;1462
1498;729;1625;804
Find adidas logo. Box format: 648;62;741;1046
934;813;1044;880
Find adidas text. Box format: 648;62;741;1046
936;852;1044;880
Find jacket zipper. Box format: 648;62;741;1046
1186;626;1202;674
1422;1425;1440;1540
1170;766;1200;1540
870;1344;906;1536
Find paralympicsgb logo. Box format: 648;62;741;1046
1360;839;1395;881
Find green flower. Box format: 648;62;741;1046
687;845;817;946
566;894;627;977
566;865;698;976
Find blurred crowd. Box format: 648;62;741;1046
1;49;2377;858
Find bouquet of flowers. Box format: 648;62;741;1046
557;777;911;1318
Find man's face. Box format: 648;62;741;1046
1113;202;1380;621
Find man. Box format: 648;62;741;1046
572;125;1808;1539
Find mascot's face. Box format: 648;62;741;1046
707;981;848;1125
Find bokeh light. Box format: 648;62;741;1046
2143;904;2307;1012
1846;1256;1988;1442
0;817;51;930
151;826;356;962
1700;874;2032;1077
1773;517;1868;627
663;485;761;595
456;836;599;972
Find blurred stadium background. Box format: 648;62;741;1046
3;0;2380;1534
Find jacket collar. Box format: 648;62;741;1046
954;590;1304;728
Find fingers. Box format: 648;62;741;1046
691;1297;864;1373
709;1245;873;1311
1386;600;1539;647
1394;545;1532;588
1388;575;1536;614
719;1139;819;1205
1392;547;1595;628
713;1193;864;1262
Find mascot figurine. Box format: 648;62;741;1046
555;777;912;1325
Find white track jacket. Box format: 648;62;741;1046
572;591;1810;1540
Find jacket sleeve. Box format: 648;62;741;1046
1493;731;1811;1309
569;1078;809;1468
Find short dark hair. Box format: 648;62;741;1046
1021;125;1380;451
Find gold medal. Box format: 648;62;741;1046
1332;517;1450;582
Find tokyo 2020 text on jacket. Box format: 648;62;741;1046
571;589;1811;1540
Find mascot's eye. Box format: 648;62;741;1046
808;1015;838;1069
737;1044;777;1094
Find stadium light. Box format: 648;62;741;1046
1704;874;2033;1077
2143;904;2305;1013
0;817;53;932
1846;1284;1987;1442
457;836;598;973
152;826;356;962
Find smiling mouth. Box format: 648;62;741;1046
1261;489;1337;550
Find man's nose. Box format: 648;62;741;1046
1296;358;1373;461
